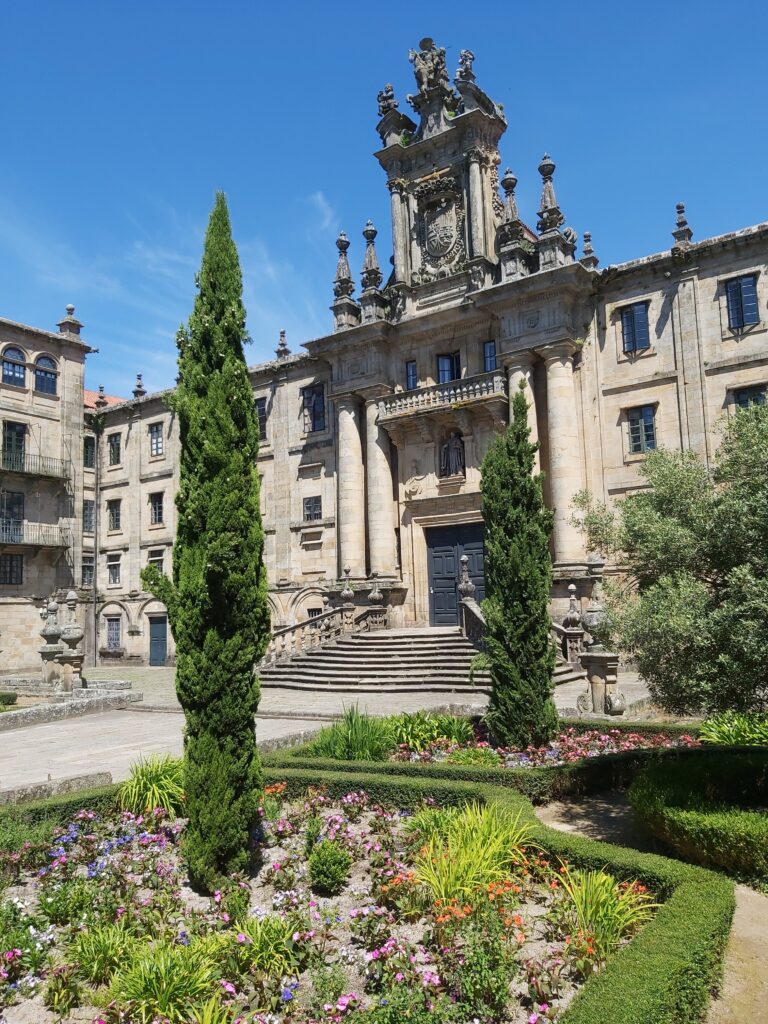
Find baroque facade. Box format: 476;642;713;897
2;38;767;672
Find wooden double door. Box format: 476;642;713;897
426;523;485;626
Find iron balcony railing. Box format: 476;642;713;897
0;519;69;548
0;449;71;479
378;370;508;421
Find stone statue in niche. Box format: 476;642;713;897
440;432;465;477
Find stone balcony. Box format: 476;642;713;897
377;370;508;424
0;519;70;548
1;449;71;480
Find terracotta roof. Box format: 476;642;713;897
83;388;126;410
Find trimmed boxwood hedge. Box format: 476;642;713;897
629;748;768;884
0;692;18;706
263;763;733;1024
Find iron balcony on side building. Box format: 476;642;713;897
0;519;69;548
0;449;71;480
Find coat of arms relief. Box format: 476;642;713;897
412;176;466;283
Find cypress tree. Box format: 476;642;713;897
481;384;557;747
142;193;270;891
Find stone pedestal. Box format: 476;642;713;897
337;396;366;579
38;598;64;690
579;647;624;716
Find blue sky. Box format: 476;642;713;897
1;1;766;397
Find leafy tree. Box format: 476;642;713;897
142;193;270;890
575;403;768;714
480;384;557;747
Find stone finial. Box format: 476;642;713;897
536;153;565;234
340;566;355;602
500;168;520;223
57;303;83;336
456;49;476;83
333;232;355;299
377;83;398;116
580;231;599;270
360;221;383;291
275;329;291;360
562;583;582;627
671;201;693;252
368;570;383;604
95;385;108;409
132;373;146;399
457;554;476;598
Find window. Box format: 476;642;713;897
105;616;122;649
2;347;26;388
735;385;766;409
726;274;759;330
0;554;23;585
307;607;323;627
149;422;164;457
303;495;322;522
483;340;497;373
81;555;94;587
148;548;165;574
627;405;657;454
2;421;26;471
83;499;95;533
107;499;121;532
34;356;57;395
437;352;461;384
302;383;326;433
1;490;24;526
83;435;96;469
621;302;651;354
107;433;121;466
405;360;418;391
149;492;164;525
255;397;268;442
107;553;121;585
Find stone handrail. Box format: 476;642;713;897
459;596;486;652
261;601;388;666
378;370;507;420
551;619;585;665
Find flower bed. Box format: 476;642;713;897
2;786;659;1024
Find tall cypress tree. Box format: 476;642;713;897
142;193;270;891
481;384;557;747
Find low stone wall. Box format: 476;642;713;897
0;692;143;732
0;772;114;807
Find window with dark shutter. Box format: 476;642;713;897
621;303;651;354
255;398;268;441
405;360;417;391
735;385;766;409
726;275;759;330
483;340;497;372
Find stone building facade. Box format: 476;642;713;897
2;39;767;671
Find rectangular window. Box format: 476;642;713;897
149;422;164;457
302;383;326;433
437;352;461;384
735;385;767;409
255;397;268;442
83;499;95;533
81;555;94;588
726;274;760;330
621;302;651;354
107;433;121;466
0;554;23;585
2;421;26;472
149;492;164;525
107;499;121;532
148;548;165;574
83;435;96;469
107;553;121;585
303;495;322;522
106;616;121;649
483;340;497;373
405;360;418;391
627;405;657;454
1;490;24;524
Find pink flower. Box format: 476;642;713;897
214;890;222;904
528;1015;540;1024
220;980;236;996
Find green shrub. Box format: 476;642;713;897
0;692;18;706
699;711;768;746
204;913;300;983
404;805;461;845
307;839;351;895
110;941;220;1023
118;754;185;816
306;705;394;761
629;750;768;883
304;814;322;856
390;711;474;751
70;922;138;985
446;745;502;766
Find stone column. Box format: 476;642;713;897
337;395;366;579
388;180;407;283
542;342;585;564
467;149;486;259
365;398;397;578
506;354;539;470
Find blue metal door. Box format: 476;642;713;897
149;616;167;666
426;523;485;626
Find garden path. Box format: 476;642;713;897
536;795;768;1024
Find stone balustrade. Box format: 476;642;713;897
261;604;385;666
378;370;507;421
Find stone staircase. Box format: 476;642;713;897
259;627;585;693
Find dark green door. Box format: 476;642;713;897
426;523;485;626
149;616;167;666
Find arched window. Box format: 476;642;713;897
2;347;26;388
35;356;57;395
